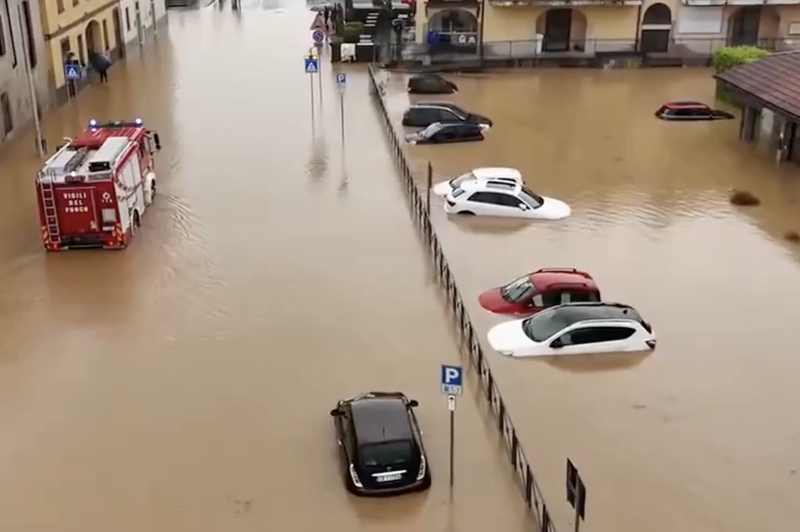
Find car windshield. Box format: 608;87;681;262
449;172;475;187
521;309;571;342
421;123;444;137
520;187;544;208
451;186;467;199
360;440;414;467
500;276;535;303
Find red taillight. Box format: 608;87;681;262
646;340;657;350
446;199;456;207
106;240;115;248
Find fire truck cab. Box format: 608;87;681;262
36;118;161;251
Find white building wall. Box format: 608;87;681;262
118;0;168;49
0;0;52;148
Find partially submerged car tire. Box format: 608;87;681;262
459;211;475;216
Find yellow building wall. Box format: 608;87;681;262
41;0;120;88
484;5;639;43
775;6;800;37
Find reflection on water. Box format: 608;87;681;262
542;353;648;374
387;69;800;532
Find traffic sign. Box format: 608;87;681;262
65;63;81;81
336;73;347;88
312;29;325;44
304;56;319;74
440;365;463;395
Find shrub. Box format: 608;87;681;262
712;46;769;73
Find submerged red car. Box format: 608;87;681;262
478;268;601;317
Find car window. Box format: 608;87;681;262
559;326;634;346
466;191;495;203
522;310;572;342
541;291;562;307
501;276;534;302
530;294;544;307
495;192;523;208
435;125;459;140
564;290;600;303
359;440;414;467
450;172;476;188
439;108;464;121
452;186;467;198
520;187;544;208
421;122;443;138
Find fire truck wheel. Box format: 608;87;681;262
150;181;156;203
132;211;141;233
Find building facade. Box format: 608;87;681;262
415;0;800;59
0;0;51;146
117;0;167;51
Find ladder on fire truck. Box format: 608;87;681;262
39;147;91;244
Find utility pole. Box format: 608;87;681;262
17;5;45;157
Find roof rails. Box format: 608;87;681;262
534;268;592;278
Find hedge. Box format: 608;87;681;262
712;46;769;73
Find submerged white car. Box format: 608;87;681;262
444;180;571;220
432;167;523;197
487;302;656;357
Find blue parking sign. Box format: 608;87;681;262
440;365;463;395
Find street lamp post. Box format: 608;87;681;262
17;6;45;157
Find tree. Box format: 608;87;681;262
712;46;769;73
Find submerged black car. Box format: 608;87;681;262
408;74;458;94
402;102;492;128
655;102;735;121
405;122;485;145
330;392;431;496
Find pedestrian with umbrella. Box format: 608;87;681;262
89;49;112;84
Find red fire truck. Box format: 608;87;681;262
36;118;162;251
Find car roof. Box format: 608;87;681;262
350;396;413;445
663;101;709;110
411;74;445;80
529;268;598;292
537;302;643;326
471;167;521;181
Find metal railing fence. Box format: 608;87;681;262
366;63;557;532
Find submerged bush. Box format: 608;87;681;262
729;189;761;206
713;46;769;73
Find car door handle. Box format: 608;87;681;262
337;439;342;446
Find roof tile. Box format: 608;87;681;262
714;53;800;121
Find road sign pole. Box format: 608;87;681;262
448;394;456;487
310;72;315;117
318;54;323;105
574;490;582;532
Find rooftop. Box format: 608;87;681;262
714;52;800;121
530;268;598;291
351;397;412;445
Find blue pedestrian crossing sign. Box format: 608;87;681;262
304;56;319;74
440;365;463;395
65;63;81;81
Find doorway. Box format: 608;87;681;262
639;3;672;53
729;7;761;46
112;7;125;57
543;9;572;52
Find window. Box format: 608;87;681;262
57;0;65;13
541;291;562;307
73;0;79;6
557;327;635;346
520;187;544;208
0;14;5;57
21;1;36;68
522;310;574;342
439;108;462;121
60;37;71;64
565;291;600;303
451;187;467;199
466;192;496;204
501;276;534;303
102;19;109;51
1;92;12;136
420;122;443;138
359;441;413;467
125;8;131;31
494;192;522;208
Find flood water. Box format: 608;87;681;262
0;4;532;532
385;70;800;532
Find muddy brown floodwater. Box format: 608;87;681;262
384;69;800;532
0;4;533;532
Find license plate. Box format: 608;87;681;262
375;472;403;482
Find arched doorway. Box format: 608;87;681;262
640;3;671;53
427;9;478;52
85;19;103;54
536;9;587;53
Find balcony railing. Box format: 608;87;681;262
395;37;800;63
490;0;641;5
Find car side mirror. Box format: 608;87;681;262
519;203;529;210
153;133;162;151
550;338;563;348
329;408;340;417
408;399;419;407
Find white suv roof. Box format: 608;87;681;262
471;167;521;181
454;179;521;195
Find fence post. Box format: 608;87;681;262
426;162;433;212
